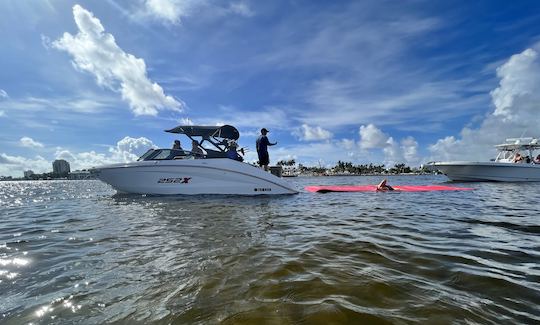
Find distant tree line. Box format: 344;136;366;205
276;159;431;175
332;160;387;174
276;159;296;166
25;171;69;180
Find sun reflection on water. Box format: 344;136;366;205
35;306;53;318
0;257;30;266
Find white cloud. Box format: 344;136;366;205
429;47;540;161
54;136;157;171
339;138;356;150
54;149;107;170
144;0;200;25
428;136;461;162
300;77;487;130
383;137;400;165
109;136;157;162
0;95;114;114
0;136;157;177
0;89;8;99
383;136;419;167
359;124;389;149
228;1;254;17
294;124;333;141
52;5;183;116
19;137;44;149
180;117;194;125
401;136;419;164
41;34;52;50
141;0;253;25
0;111;5;117
199;105;290;130
0;153;50;176
490;48;540;122
358;124;420;166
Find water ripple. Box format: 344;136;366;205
0;177;539;323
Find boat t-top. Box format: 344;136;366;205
426;137;540;182
92;125;298;195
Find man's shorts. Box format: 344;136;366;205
258;153;269;166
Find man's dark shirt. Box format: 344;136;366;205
256;135;270;155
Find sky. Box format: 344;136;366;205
2;0;540;176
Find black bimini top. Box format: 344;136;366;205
165;125;240;158
165;125;239;140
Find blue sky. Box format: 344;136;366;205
2;0;540;176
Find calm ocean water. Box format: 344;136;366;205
1;175;539;324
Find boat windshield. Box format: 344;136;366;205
494;138;540;163
137;149;156;161
138;149;188;161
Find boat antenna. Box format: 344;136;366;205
519;129;528;138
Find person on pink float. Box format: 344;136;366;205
376;179;395;191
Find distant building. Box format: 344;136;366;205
24;170;34;178
53;159;71;176
68;170;95;180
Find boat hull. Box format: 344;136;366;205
92;159;298;195
427;161;540;182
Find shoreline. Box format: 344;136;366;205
294;172;436;177
1;172;439;181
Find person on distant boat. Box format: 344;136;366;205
226;140;243;161
256;128;277;171
512;152;523;163
172;140;182;150
376;179;395;191
191;140;205;156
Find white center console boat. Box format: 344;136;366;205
91;125;298;195
426;137;540;182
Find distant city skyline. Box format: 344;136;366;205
2;1;540;176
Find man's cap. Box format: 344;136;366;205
261;128;269;133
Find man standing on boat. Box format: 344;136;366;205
256;128;277;171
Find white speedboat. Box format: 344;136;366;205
426;137;540;182
92;125;298;195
